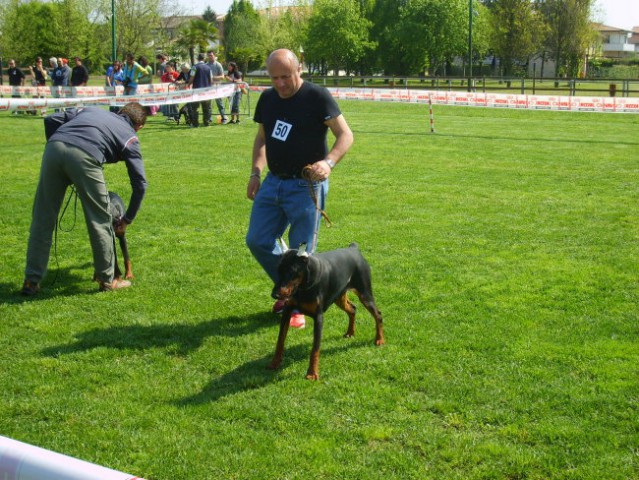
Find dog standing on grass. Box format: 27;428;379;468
268;243;385;380
108;192;133;280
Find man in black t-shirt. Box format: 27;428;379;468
70;57;89;86
246;48;354;329
8;59;26;88
8;59;26;109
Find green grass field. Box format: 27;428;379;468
0;99;638;479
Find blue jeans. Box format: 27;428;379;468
246;173;328;287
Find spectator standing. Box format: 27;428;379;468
245;49;354;328
20;103;148;296
29;57;48;86
137;56;153;85
226;61;243;124
107;60;125;113
187;53;212;128
8;59;26;112
176;63;191;84
56;58;72;86
49;57;68;112
70;57;89;87
28;57;48;115
107;60;125;87
160;62;179;122
206;50;228;124
137;56;157;115
155;53;168;78
122;54;146;96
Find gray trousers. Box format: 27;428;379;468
25;141;115;284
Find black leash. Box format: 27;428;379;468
48;186;78;286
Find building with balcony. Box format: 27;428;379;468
593;23;636;58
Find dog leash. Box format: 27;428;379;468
301;165;332;227
49;186;78;286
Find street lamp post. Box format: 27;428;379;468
111;0;116;62
467;0;473;92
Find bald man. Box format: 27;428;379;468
245;49;354;328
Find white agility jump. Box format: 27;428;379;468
0;435;144;480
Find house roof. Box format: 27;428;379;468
592;22;632;33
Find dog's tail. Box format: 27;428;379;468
348;242;359;250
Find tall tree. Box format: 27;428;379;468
178;18;218;65
261;2;311;57
368;0;408;75
538;0;594;77
224;0;266;69
1;0;96;66
305;0;374;75
488;0;544;76
202;6;217;23
397;0;470;76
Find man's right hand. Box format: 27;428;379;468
247;175;261;200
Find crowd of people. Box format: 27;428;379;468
6;51;246;125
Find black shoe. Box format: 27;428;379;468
20;279;40;296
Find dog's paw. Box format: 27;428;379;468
267;361;281;371
375;338;385;346
305;372;319;381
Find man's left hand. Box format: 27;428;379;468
305;160;332;182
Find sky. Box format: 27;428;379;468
179;0;639;31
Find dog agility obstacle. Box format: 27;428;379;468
0;435;143;480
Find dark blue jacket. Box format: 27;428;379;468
44;107;147;222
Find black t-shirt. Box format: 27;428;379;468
8;67;25;86
71;65;89;86
254;81;341;177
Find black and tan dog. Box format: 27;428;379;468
108;192;133;280
268;243;385;380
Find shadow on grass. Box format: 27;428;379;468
177;339;372;405
41;312;276;358
0;263;93;305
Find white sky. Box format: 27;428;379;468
178;0;639;31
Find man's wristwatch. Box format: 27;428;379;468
325;159;336;169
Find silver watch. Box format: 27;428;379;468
325;159;336;169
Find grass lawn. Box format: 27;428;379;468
0;99;637;479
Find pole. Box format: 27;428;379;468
428;93;435;134
467;0;473;93
111;0;117;62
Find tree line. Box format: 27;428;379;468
0;0;596;78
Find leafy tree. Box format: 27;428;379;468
396;0;470;76
305;0;374;75
368;0;408;75
262;2;311;57
488;0;545;76
177;18;218;65
224;0;266;70
202;6;217;23
538;0;594;77
1;0;95;67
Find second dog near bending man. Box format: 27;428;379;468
21;103;148;296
